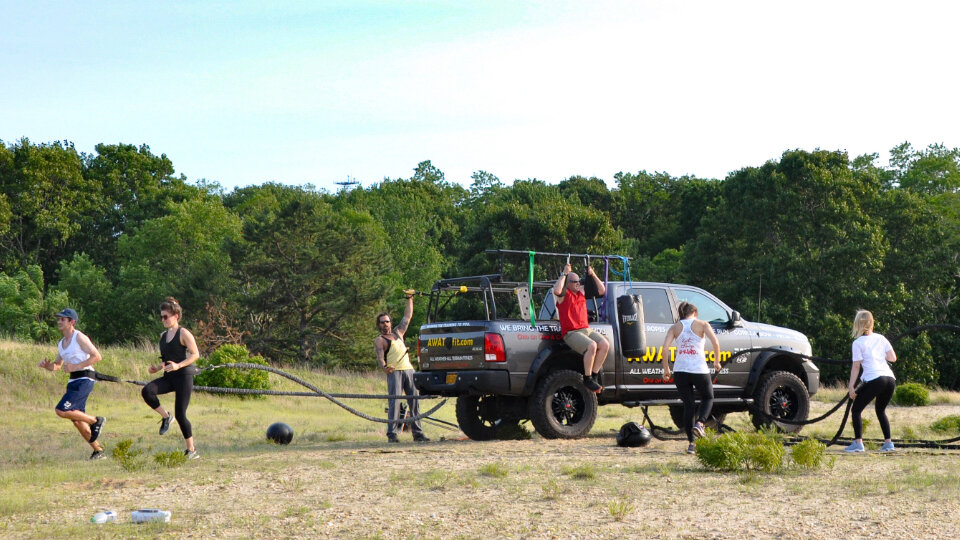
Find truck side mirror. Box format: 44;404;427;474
729;311;743;327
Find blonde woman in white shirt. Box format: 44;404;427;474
845;310;897;453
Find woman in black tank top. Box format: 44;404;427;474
141;297;202;459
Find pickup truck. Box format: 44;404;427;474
413;274;819;440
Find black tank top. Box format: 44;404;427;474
159;328;188;363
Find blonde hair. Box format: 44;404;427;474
851;310;874;339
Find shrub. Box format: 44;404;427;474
112;439;146;472
892;382;930;406
194;344;271;397
154;450;187;468
789;438;830;470
931;415;960;433
696;431;785;472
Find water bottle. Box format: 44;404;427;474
131;508;172;523
90;510;117;524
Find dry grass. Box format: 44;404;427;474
2;340;959;539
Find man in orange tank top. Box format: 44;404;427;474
553;263;609;393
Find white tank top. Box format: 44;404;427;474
672;319;708;374
59;330;95;380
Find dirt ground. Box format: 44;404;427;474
12;434;959;539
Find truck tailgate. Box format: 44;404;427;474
418;326;489;371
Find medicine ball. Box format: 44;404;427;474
266;422;294;445
617;421;652;447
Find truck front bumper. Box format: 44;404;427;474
414;370;510;396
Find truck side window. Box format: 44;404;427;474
637;288;673;324
674;289;728;324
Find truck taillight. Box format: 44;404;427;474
417;338;422;358
484;333;506;362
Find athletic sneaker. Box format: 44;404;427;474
413;434;431;443
692;423;706;439
159;414;172;435
184;449;199;460
583;375;602;393
686;443;696;455
89;449;105;460
880;441;896;452
844;441;865;453
89;416;105;443
387;434;399;443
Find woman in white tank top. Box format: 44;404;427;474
661;302;722;454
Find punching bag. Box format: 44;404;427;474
617;294;645;359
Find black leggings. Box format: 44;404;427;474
142;372;194;439
674;371;714;442
851;376;896;440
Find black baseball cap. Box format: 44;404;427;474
56;308;78;321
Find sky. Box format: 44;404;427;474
3;0;959;193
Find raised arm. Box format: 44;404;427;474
586;265;605;296
553;263;572;298
395;295;414;338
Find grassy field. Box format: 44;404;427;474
2;339;959;539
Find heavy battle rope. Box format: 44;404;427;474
639;324;960;449
94;324;960;444
95;362;446;425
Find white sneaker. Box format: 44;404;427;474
844;441;865;453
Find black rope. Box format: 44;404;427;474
643;323;960;448
98;363;446;425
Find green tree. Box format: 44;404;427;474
0;265;69;342
684;150;887;365
77;143;214;272
52;253;117;343
0;139;93;275
229;185;391;367
114;198;242;341
460;179;621;280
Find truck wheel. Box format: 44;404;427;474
528;369;598;439
668;405;727;431
749;371;810;433
455;395;520;441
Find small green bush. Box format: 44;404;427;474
112;439;146;472
194;344;271;397
931;415;960;433
892;382;930;407
789;438;829;470
153;450;188;468
696;431;785;472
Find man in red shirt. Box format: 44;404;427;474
553;263;609;393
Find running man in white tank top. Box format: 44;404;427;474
38;308;107;460
661;302;722;454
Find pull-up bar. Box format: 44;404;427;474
484;249;632;260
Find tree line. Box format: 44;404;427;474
1;138;958;387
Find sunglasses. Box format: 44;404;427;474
378;319;391;324
160;314;173;321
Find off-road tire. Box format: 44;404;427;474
528;369;598;439
749;370;810;433
456;395;521;441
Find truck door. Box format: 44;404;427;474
618;286;677;398
672;288;752;398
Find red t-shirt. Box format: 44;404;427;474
557;289;588;336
